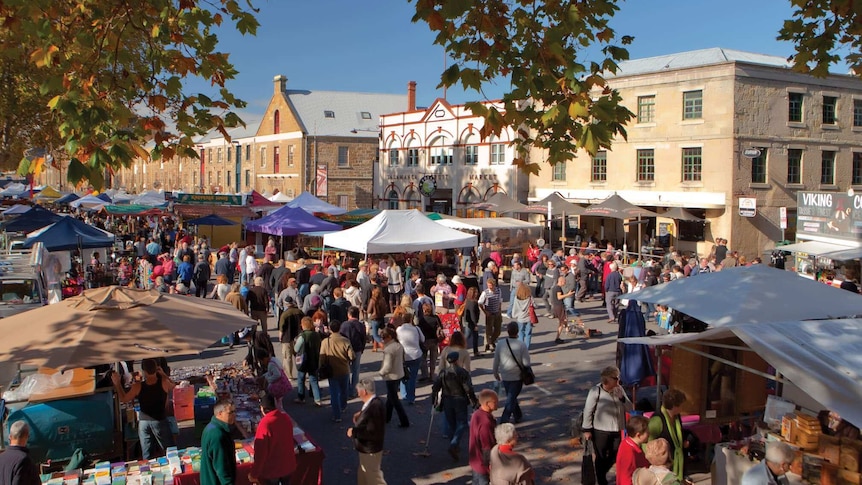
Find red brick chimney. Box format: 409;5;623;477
407;81;417;111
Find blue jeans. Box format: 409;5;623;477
564;295;580;316
328;374;350;419
501;380;523;424
350;351;363;393
517;321;533;349
464;323;479;354
400;358;421;404
370;319;384;344
296;370;321;403
506;287;516;318
472;470;490;485
139;419;174;460
442;396;469;451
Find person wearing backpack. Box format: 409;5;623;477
293;317;322;406
193;253;211;298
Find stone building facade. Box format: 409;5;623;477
377;95;527;215
530;48;862;258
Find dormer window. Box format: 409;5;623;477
360;111;372;120
324;110;335;118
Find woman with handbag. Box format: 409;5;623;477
492;322;531;424
462;287;481;357
509;284;535;349
366;287;388;352
581;366;633;485
378;327;410;427
254;348;292;411
396;319;425;405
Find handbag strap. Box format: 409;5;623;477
505;338;526;372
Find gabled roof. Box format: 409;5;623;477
197;119;262;143
610;47;791;78
284;89;407;137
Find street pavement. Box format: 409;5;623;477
171;295;632;485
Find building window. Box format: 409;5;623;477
465;145;478;165
787;148;802;184
227;147;232;162
821;150;836;185
273;110;280;134
387;189;399;210
338;195;348;208
490;143;505;165
244;170;250;188
637;95;655;123
788;93;804;122
227;170;231;188
681;147;702;182
751;148;767;184
260;147;266;168
360;111;372;120
217;147;222;162
854;100;862;127
406;148;419;167
823;96;837;125
216;171;221;185
208;171;212;185
338;146;349;167
683;90;703;119
287;145;294;166
552;161;566;181
429;137;453;165
324;110;335;118
636;149;655;182
207;148;212;163
591;151;607;182
853;152;862;185
388;148;399;166
273;146;280;172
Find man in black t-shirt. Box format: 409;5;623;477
112;358;176;459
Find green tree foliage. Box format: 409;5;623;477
411;0;635;174
778;0;862;77
5;0;258;189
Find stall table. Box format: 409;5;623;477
172;447;324;485
713;443;804;485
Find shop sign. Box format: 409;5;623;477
742;148;762;158
176;193;244;205
739;197;757;218
797;191;862;242
779;207;787;229
418;175;437;197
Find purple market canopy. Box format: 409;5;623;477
245;205;342;236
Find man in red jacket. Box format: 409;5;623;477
468;389;499;485
248;393;296;485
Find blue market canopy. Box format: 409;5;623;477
245;205;342;236
1;205;62;233
54;193;81;205
187;214;238;226
23;216;115;251
2;204;31;216
96;193;112;202
286;191;347;215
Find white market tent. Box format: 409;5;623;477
433;216;542;232
323;210;478;255
622;318;862;428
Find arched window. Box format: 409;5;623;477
404;187;421;209
273;110;280;134
463;133;478;165
429;136;452;165
387;189;399;210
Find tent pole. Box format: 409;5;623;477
547;201;552;251
638;215;643;263
655;346;662;410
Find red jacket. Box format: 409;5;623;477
250;410;297;480
616;437;649;485
469;408;497;475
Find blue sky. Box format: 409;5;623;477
207;0;835;114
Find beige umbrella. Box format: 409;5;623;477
0;286;255;370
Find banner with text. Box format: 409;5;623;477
176;193;244;205
797;191;862;242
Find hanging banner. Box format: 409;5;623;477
316;165;328;197
176;193;243;205
797;191;862;242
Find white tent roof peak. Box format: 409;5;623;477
323;210;477;255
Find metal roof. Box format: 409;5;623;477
284;89;407;137
610;47;792;78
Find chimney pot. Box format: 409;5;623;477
407;81;417;111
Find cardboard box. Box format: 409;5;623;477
821;435;843;464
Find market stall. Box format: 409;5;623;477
433;216;542;259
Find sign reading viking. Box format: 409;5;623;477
797;191;862;242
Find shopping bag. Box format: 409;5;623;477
581;438;598;485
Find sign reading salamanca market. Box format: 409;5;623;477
797;191;862;242
176;193;245;205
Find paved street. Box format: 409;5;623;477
172;295;630;485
